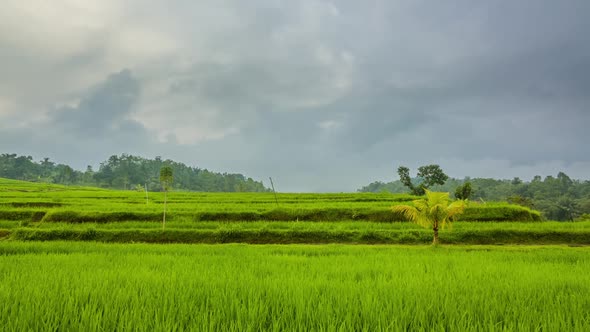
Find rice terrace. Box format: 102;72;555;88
1;175;589;330
3;1;590;330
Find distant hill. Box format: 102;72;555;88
0;153;268;192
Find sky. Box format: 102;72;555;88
1;0;589;192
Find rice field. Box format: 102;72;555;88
0;177;587;244
1;178;589;330
0;242;588;331
0;178;540;224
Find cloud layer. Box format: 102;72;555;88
1;0;589;191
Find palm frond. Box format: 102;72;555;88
392;205;418;221
391;190;467;232
446;200;467;219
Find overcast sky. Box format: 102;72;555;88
1;1;589;191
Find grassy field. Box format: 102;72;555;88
1;178;589;330
0;178;540;224
3;221;590;245
2;177;589;245
0;242;588;331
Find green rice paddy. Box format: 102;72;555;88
1;242;588;331
1;178;589;330
1;177;563;246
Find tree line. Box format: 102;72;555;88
0;153;268;192
359;165;590;221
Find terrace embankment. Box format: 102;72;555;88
3;177;587;245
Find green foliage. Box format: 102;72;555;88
555;196;577;221
392;190;466;244
397;166;414;193
159;166;173;192
361;172;590;221
417;165;449;188
397;164;448;195
0;153;268;192
454;182;472;200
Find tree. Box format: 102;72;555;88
454;182;473;200
56;165;74;186
556;196;577;222
392;190;466;245
417;165;449;187
83;165;95;184
397;164;449;195
40;157;55;179
160;166;173;230
397;166;416;193
0;153;268;192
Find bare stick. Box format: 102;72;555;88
163;190;167;230
269;177;279;207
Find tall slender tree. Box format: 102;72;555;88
159;166;173;230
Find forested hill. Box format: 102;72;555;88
359;174;590;221
0;153;268;192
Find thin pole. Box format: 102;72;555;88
145;183;149;204
163;190;167;230
269;177;279;207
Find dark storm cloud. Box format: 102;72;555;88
0;69;156;169
53;69;142;137
1;0;589;190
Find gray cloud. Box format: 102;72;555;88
53;69;141;137
1;0;589;191
0;69;155;168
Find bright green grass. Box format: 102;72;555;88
0;178;563;245
3;219;590;232
29;220;590;231
4;221;590;245
0;242;588;331
0;178;541;223
6;224;590;245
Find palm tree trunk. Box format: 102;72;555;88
432;226;439;245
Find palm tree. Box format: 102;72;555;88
392;190;466;245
